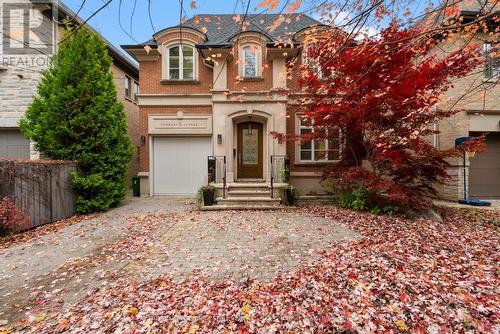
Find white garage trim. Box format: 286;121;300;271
150;136;213;196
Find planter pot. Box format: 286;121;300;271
203;189;215;206
285;189;295;206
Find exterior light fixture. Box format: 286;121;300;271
217;134;222;144
140;135;146;145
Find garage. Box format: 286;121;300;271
152;136;211;195
469;132;500;198
0;129;30;159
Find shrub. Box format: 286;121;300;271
0;197;29;236
20;27;133;214
337;187;401;215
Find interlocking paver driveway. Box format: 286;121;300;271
0;198;356;324
126;209;357;281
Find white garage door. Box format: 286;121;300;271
153;137;211;195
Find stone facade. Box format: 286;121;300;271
0;0;140;181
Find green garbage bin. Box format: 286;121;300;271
132;176;140;197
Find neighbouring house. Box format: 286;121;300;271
0;0;140;183
122;13;341;200
433;1;499;200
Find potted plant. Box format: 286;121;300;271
283;185;299;206
198;184;215;206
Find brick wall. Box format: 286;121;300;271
111;65;140;183
140;31;212;94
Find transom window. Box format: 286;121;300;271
168;45;195;80
242;46;258;77
299;117;340;161
484;42;499;80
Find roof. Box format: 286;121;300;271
31;0;139;79
459;0;498;13
125;13;324;49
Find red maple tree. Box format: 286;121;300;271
274;23;483;209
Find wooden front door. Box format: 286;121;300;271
237;122;263;179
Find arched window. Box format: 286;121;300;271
167;45;195;80
242;45;259;78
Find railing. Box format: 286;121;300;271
208;156;226;199
270;155;289;198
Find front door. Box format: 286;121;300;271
237;122;263;179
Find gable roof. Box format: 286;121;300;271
128;13;324;49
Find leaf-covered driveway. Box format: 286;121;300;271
1;200;499;333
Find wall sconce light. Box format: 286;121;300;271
140;135;146;145
217;134;223;144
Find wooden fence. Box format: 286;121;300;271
0;160;77;228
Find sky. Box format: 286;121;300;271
62;0;319;49
61;0;441;61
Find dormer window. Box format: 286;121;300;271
240;45;261;78
167;44;195;80
243;46;257;77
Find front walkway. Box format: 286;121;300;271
0;197;356;325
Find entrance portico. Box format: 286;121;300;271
212;101;287;183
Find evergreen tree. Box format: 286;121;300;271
20;28;133;213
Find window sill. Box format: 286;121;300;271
124;96;133;102
161;79;200;85
240;76;264;82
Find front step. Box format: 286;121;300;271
207;182;288;210
200;204;283;211
216;197;281;206
227;189;271;197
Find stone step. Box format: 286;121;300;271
227;189;272;197
200;204;284;211
216;197;281;206
227;184;270;192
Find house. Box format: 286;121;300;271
433;1;499;200
0;0;140;182
122;14;339;200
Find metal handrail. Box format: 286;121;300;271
207;155;227;199
270;155;289;198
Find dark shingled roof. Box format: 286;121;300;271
136;14;323;48
460;0;498;13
